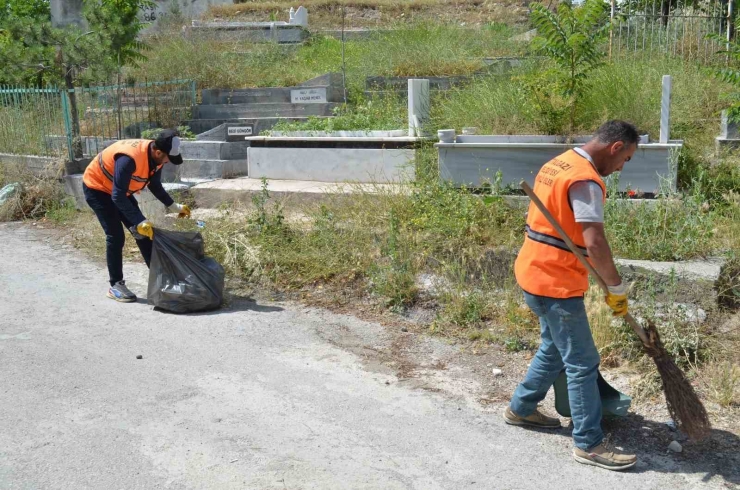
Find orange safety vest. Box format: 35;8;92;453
82;140;163;196
514;149;607;299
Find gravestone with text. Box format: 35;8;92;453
290;87;327;104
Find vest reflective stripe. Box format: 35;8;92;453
525;224;589;257
97;153;114;182
83;140;161;196
514;149;606;299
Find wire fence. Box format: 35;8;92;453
610;0;733;64
0;87;68;159
0;79;196;162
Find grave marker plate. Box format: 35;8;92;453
291;87;327;104
227;125;254;141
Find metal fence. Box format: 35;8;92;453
0;87;68;159
0;79;196;162
610;0;733;64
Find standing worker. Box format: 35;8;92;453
504;120;639;471
82;129;191;303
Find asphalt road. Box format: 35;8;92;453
0;223;730;489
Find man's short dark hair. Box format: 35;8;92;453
593;120;639;147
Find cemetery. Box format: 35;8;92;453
1;3;740;477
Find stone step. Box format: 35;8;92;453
162;158;249;183
186;23;308;44
186;116;330;136
180;141;250;160
193;103;340;120
202;86;337;105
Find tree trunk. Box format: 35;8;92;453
661;0;672;28
64;67;83;159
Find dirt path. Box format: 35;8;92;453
0;223;737;489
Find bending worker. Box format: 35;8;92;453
504;120;638;471
82;129;190;303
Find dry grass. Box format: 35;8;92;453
585;284;626;367
704;361;740;408
0;161;71;223
207;0;528;29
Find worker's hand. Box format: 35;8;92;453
171;203;191;219
135;220;154;240
605;283;628;317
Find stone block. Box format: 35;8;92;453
0;154;60;177
616;258;724;308
190;117;323;136
437;140;681;193
176;159;249;182
63;174;88;210
248;147;415;183
193;102;339;120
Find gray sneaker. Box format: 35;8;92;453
107;281;137;303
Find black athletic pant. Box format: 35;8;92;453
83;183;152;286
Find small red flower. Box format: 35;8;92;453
627;190;636;198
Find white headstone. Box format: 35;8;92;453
660;75;672;144
293;6;308;27
408;79;430;137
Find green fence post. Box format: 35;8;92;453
191;80;197;108
60;88;75;162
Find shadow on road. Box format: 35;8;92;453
511;410;740;484
149;293;285;316
604;413;740;485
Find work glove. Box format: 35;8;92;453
170;203;191;219
605;283;628;317
132;220;154;240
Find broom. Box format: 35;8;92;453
520;181;711;440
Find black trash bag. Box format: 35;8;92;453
148;228;225;313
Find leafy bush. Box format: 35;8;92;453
525;0;611;135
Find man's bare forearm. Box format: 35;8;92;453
582;223;622;286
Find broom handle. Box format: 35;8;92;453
520;181;650;346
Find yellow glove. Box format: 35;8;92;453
172;203;191;219
605;283;628;317
136;220;154;240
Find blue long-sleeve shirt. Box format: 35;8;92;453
111;150;174;225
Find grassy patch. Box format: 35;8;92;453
207;0;527;29
130;22;523;91
268;95;407;133
605;193;716;261
430;56;729;140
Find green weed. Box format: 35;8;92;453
605;192;716;261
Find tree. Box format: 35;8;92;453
0;0;153;154
83;0;153;69
0;0;50;22
527;0;611;136
708;29;740;120
0;17;114;156
83;0;154;138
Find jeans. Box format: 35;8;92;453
83;184;152;286
510;291;603;450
